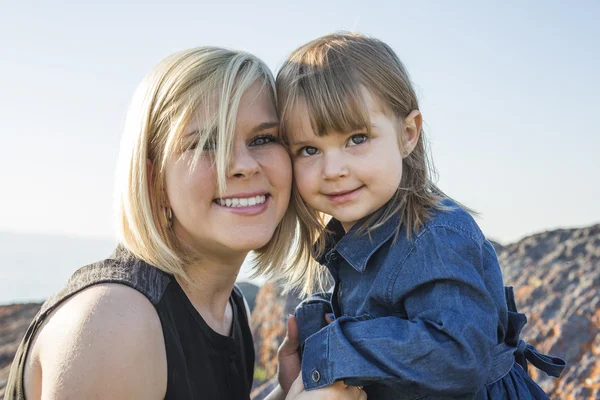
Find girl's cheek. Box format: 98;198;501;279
348;140;372;156
294;174;316;199
293;163;311;184
293;172;305;189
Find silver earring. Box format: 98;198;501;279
164;207;173;228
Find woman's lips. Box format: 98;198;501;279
213;194;271;216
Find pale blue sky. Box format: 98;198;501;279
1;0;598;244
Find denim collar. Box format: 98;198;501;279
317;211;402;273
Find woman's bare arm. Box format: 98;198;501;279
26;283;167;399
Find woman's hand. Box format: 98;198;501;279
325;313;335;324
286;375;366;400
277;315;301;393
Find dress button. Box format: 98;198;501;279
311;369;321;383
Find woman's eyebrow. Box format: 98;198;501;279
251;121;279;134
186;122;278;138
184;127;219;138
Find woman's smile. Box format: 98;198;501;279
213;192;271;216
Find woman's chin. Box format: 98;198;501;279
176;223;277;257
227;223;278;248
226;236;272;253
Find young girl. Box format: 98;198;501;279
276;33;565;399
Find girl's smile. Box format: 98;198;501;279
323;185;365;204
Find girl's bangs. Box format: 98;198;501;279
286;62;372;137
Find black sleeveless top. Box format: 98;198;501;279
5;246;255;400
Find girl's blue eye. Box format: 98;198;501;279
348;134;368;146
299;146;319;157
250;134;279;146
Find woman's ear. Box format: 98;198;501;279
400;110;422;158
149;159;170;208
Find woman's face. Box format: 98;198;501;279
164;81;292;260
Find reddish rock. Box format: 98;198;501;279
0;303;41;399
497;224;600;398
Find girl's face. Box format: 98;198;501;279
288;90;420;232
164;81;292;260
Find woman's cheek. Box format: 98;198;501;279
261;147;292;186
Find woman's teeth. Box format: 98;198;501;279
216;195;267;207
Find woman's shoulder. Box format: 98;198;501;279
39;246;173;317
26;283;167;399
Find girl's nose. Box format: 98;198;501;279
321;151;348;180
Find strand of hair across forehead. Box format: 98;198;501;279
216;55;259;193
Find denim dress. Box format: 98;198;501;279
295;200;565;399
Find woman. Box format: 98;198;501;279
5;47;365;400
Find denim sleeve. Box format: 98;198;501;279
301;227;498;399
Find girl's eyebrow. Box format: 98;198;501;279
289;139;314;147
290;126;374;146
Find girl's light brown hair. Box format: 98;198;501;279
116;46;297;284
277;32;455;295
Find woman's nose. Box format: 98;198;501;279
228;145;259;179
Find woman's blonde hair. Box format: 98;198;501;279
116;46;297;283
277;32;457;295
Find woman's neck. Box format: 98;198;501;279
176;251;247;336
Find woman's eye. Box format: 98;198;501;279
348;134;368;146
299;146;319;157
250;134;278;146
203;140;216;151
186;139;216;152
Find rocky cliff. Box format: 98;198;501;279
1;224;598;399
495;224;600;399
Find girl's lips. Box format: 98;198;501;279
324;186;364;204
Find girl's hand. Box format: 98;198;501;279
286;375;366;400
277;315;301;394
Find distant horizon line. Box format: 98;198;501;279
1;219;599;247
0;229;117;242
